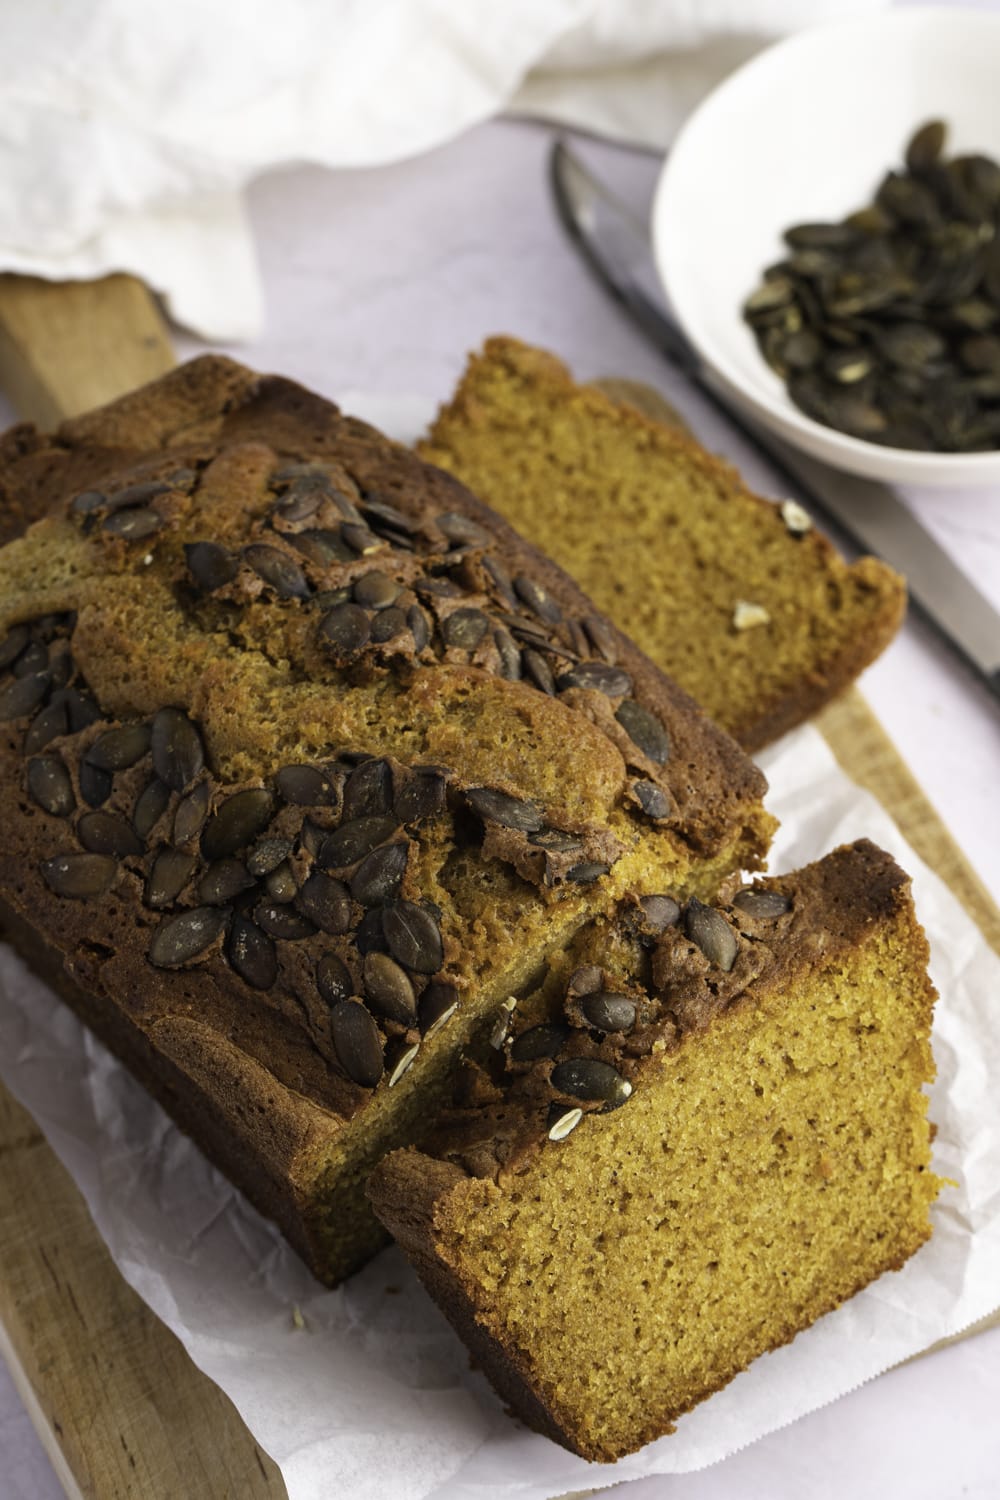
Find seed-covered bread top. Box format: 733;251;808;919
405;840;915;1182
0;357;771;1132
418;337;907;750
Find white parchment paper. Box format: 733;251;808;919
0;402;998;1499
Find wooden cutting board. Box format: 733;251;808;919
0;277;996;1500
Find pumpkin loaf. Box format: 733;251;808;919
370;840;942;1461
418;338;907;750
0;356;773;1286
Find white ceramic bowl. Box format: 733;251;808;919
653;6;1000;488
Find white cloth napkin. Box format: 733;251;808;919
0;0;885;340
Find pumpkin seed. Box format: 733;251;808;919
363;951;417;1024
198;857;255;905
733;887;791;920
581;992;636;1034
151;708;204;792
201;788;275;861
25;699;70;754
511;1023;570;1062
40;851;116;900
228;914;278;989
173;781;211;844
557;662;632;697
615;700;670;764
330;1000;384;1088
295;871;352;934
185;541;239;591
637;894;681;931
27;756;75;817
382;900;443;973
86;723;151;771
685;899;738;971
342;758;393;820
0;671;50;721
149;906;227;968
317;953;354;1007
275;763;331;806
464;787;543;832
146;848;198;909
78;810;143;857
319;814;398;869
551;1058;632;1109
350;841;408;906
419;981;459;1038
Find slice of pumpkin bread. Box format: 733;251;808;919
369;840;941;1460
0;357;773;1286
418;338;906;751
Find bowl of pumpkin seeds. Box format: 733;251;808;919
653;6;1000;486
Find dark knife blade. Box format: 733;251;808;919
550;140;1000;703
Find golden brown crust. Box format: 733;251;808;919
0;356;771;1284
419;337;907;750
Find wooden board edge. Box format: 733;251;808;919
0;1318;86;1500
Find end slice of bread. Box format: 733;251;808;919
370;840;941;1461
419;338;906;751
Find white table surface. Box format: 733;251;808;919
2;115;998;1500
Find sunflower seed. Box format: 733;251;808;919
342;758;393;820
382;900;443;974
350;841;408;906
780;499;812;536
79;759;113;808
151;708;205;792
633;780;670;819
148;906;227;968
103;507;164;541
173;781;210;844
551;1058;632;1109
78;810;143;857
510;1023;570;1062
419;981;459;1039
353;572;399;610
40;851;117;899
493;626;521;680
394;768;446;823
490;996;517;1049
733;887;791;920
521;648;555;695
513;575;562;624
442;608;489;650
145;848;197;909
407;604;430;653
316;953;354;1007
637;894;681;931
86;723;151;771
295;871;352;934
615;700;670;764
27;756;75;817
275;763;331;806
464;786;543;832
387;1041;420;1087
201;788;274;861
548;1106;584;1142
581;992;636;1033
227;914;278;989
0;671;50;721
24;699;70;754
685;899;738;971
185;541;239;591
330;1000;384;1088
242;544;311;600
318;814;398;870
319;602;371;654
557;662;633;697
363;951;417;1024
198;857;255;905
